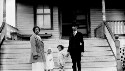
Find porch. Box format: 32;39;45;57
0;0;125;71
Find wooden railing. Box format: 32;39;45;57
0;22;19;42
107;20;125;35
104;22;116;56
95;21;117;57
0;22;6;33
0;22;6;45
6;24;18;40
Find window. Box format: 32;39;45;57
37;5;51;29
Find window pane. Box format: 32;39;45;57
37;15;43;28
36;5;51;29
44;9;50;13
44;15;51;28
44;6;50;13
37;9;43;13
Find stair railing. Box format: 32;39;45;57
0;22;6;45
106;20;125;35
104;22;116;56
0;22;18;44
95;21;117;58
6;24;18;40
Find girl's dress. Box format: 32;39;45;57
46;53;54;70
58;50;66;68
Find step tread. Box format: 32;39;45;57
0;46;111;53
0;56;116;64
0;51;114;59
0;67;117;71
0;61;116;69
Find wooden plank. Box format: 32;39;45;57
1;64;31;70
64;61;116;68
0;46;112;54
0;50;113;59
1;58;30;64
0;49;30;54
1;61;116;69
1;45;31;49
0;70;31;71
53;67;117;71
0;53;30;59
0;55;116;65
53;56;115;62
0;67;117;71
82;51;113;56
90;9;102;37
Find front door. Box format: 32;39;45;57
74;9;89;37
60;8;90;39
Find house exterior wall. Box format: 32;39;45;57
16;3;125;39
16;3;34;34
16;3;60;39
90;9;125;37
90;9;103;37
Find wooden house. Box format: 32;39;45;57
0;0;125;40
0;0;125;71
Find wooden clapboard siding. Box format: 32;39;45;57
90;9;125;37
16;3;34;35
90;9;102;37
16;3;59;39
106;9;125;21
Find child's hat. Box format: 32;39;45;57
47;48;52;51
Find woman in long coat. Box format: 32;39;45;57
30;26;46;71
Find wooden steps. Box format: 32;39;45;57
1;56;116;64
0;38;117;71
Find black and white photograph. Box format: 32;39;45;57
0;0;125;71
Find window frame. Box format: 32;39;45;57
36;5;53;30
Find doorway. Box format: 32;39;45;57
59;8;90;39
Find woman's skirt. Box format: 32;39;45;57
32;62;45;71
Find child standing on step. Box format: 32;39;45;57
57;45;67;71
46;48;55;71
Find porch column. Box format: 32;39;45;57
6;0;15;27
0;0;4;26
102;0;106;21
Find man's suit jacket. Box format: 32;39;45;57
68;31;84;56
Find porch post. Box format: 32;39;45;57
6;0;15;27
3;0;7;40
102;0;106;21
0;0;4;26
33;2;37;26
3;0;6;23
102;0;106;38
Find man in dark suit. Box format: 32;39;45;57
67;24;84;71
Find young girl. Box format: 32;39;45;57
46;48;54;71
57;45;67;71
